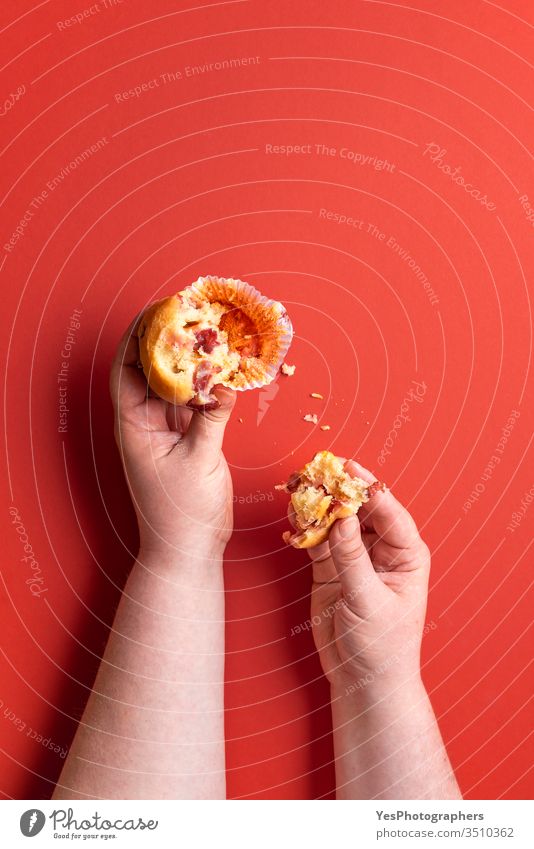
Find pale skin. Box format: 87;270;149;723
54;322;235;799
54;321;460;800
304;460;461;799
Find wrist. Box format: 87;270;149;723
138;524;229;563
330;667;425;705
136;538;226;579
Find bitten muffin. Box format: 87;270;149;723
277;451;385;548
138;276;293;409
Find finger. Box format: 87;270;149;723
329;516;385;614
186;384;236;459
166;403;194;434
344;459;420;549
109;315;147;413
362;530;379;554
110;317;171;440
308;530;376;583
307;540;338;584
343;458;376;485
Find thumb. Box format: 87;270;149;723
186;385;236;460
329;517;385;615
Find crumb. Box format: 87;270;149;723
310;392;323;399
367;480;387;497
238;417;243;423
244;334;252;339
320;424;330;431
281;363;296;376
303;413;318;424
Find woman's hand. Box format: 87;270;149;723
109;319;236;561
303;459;460;799
307;459;431;692
54;317;233;800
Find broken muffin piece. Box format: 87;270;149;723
276;450;385;549
138;276;293;409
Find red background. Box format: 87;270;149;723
1;0;533;800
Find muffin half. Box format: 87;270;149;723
277;451;385;548
138;276;293;409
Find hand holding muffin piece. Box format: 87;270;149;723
277;450;386;548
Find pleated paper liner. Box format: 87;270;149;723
183;275;294;391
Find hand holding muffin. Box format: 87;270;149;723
118;275;293;557
110;319;237;560
57;309;241;801
300;458;431;689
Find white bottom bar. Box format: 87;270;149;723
2;799;532;848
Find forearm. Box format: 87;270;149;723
331;675;461;800
54;546;226;800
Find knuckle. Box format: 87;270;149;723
417;540;431;568
339;538;367;564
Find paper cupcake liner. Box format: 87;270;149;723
181;275;294;391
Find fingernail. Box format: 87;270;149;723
339;517;358;539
